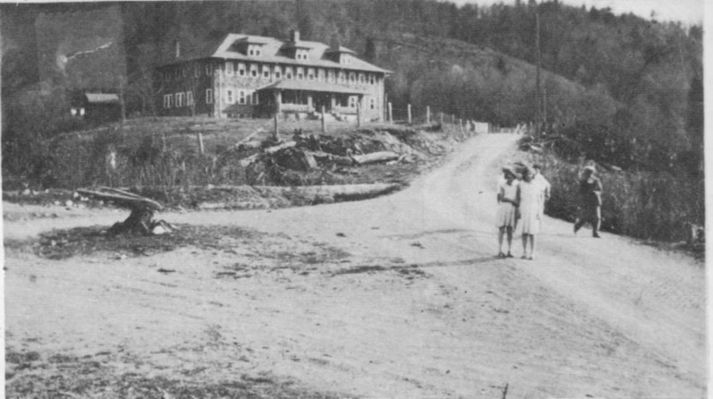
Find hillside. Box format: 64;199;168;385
1;0;702;183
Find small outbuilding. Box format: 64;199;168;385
70;92;121;123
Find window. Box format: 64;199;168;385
238;90;246;104
274;66;282;79
349;96;357;108
263;66;270;79
307;68;315;80
248;48;254;56
359;73;365;84
186;91;194;106
194;66;200;78
176;92;184;107
250;64;258;77
206;89;213;104
238;63;246;76
349;72;356;83
338;71;345;83
317;69;325;81
285;67;293;79
252;92;259;105
226;62;234;75
227;89;233;104
369;98;375;110
205;65;212;76
163;94;172;109
328;70;335;83
369;74;375;84
296;67;304;80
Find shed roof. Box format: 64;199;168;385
258;79;369;94
85;93;120;103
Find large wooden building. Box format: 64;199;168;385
155;31;390;122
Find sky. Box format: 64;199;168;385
449;0;704;25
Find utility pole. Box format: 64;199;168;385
535;3;542;138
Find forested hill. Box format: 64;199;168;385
118;0;702;172
1;0;703;176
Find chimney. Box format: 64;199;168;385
291;29;300;43
329;35;340;51
174;40;181;59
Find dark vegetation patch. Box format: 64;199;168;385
518;137;704;244
5;224;263;260
332;263;428;281
6;351;353;399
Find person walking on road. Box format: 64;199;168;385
518;167;541;260
496;167;519;258
574;165;602;238
532;164;550;222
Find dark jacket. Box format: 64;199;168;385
579;176;602;207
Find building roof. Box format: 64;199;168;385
258;79;369;94
160;33;390;74
84;93;120;103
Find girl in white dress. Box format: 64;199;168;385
518;168;542;260
496;167;519;258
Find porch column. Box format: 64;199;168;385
307;93;313;111
274;90;282;114
330;95;336;111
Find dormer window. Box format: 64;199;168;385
294;49;308;60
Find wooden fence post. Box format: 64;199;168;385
357;102;361;128
197;132;204;155
426;106;430;124
407;103;412;125
321;106;326;133
388;102;393;123
273;114;279;140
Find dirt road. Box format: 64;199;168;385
5;133;705;398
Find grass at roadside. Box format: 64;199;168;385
518;146;704;245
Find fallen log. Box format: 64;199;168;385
351;151;400;165
76;187;172;236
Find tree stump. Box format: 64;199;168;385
77;187;172;236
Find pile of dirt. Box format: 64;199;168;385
5;224;262;260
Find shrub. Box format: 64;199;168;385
535;151;704;242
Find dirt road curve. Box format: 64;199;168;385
5;133;705;398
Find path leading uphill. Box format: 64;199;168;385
5;134;705;398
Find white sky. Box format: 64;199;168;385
449;0;704;25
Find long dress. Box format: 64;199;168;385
518;180;541;234
496;179;519;228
